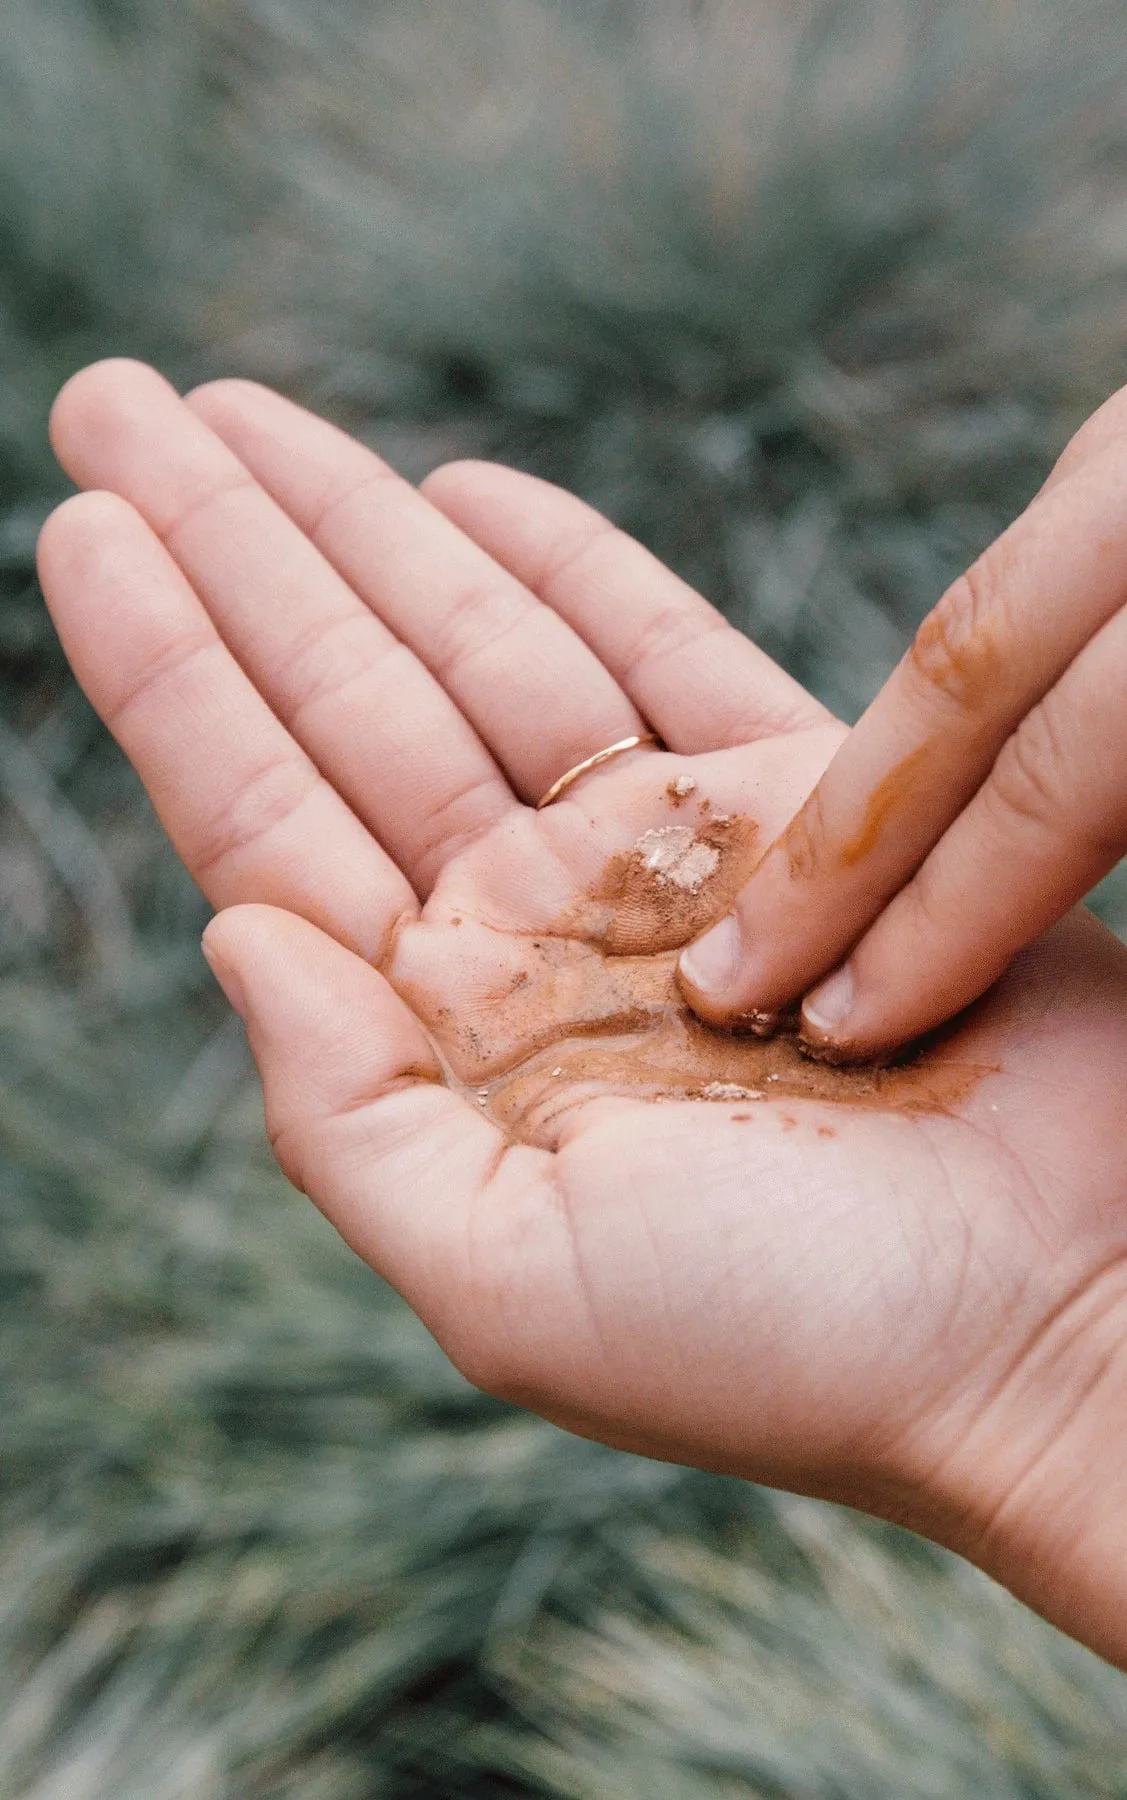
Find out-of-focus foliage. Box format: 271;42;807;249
1;2;1127;1794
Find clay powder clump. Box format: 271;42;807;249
636;826;720;892
666;774;697;806
598;816;758;956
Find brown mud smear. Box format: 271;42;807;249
578;811;760;956
778;792;824;882
840;742;932;867
414;804;991;1145
910;593;1003;706
478;999;987;1143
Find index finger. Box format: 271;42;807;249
677;427;1127;1027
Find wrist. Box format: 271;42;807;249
904;1261;1127;1667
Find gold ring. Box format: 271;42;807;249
535;733;662;809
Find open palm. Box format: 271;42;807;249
40;363;1127;1654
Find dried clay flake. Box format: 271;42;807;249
635;826;721;894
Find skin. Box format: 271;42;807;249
676;383;1127;1062
38;359;1127;1668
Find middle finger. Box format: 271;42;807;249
184;377;648;806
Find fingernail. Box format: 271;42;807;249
201;937;247;1019
802;964;854;1037
679;913;743;995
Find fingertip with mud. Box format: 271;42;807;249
677;906;875;1061
800;963;856;1046
678;911;741;993
677;909;773;1028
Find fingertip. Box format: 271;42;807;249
49;359;175;471
677;913;747;1022
184;376;279;428
677;903;797;1033
421;457;523;504
36;489;148;614
200;903;429;1061
200;899;280;965
200;929;247;1020
201;903;351;1009
800;964;855;1039
798;967;910;1067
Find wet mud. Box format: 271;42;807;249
396;788;988;1145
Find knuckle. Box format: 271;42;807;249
858;852;939;965
409;771;504;885
909;556;1005;709
988;700;1071;841
992;696;1127;864
777;788;826;880
104;632;217;732
193;753;320;876
306;466;395;542
620;604;723;692
279;612;400;723
537;517;617;593
161;473;258;548
430;579;529;681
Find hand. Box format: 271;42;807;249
678;384;1127;1063
39;361;1127;1668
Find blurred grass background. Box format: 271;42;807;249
3;1;1127;1793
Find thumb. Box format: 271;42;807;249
200;904;544;1372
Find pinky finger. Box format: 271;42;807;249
800;605;1127;1060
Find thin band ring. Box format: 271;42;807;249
535;733;662;809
